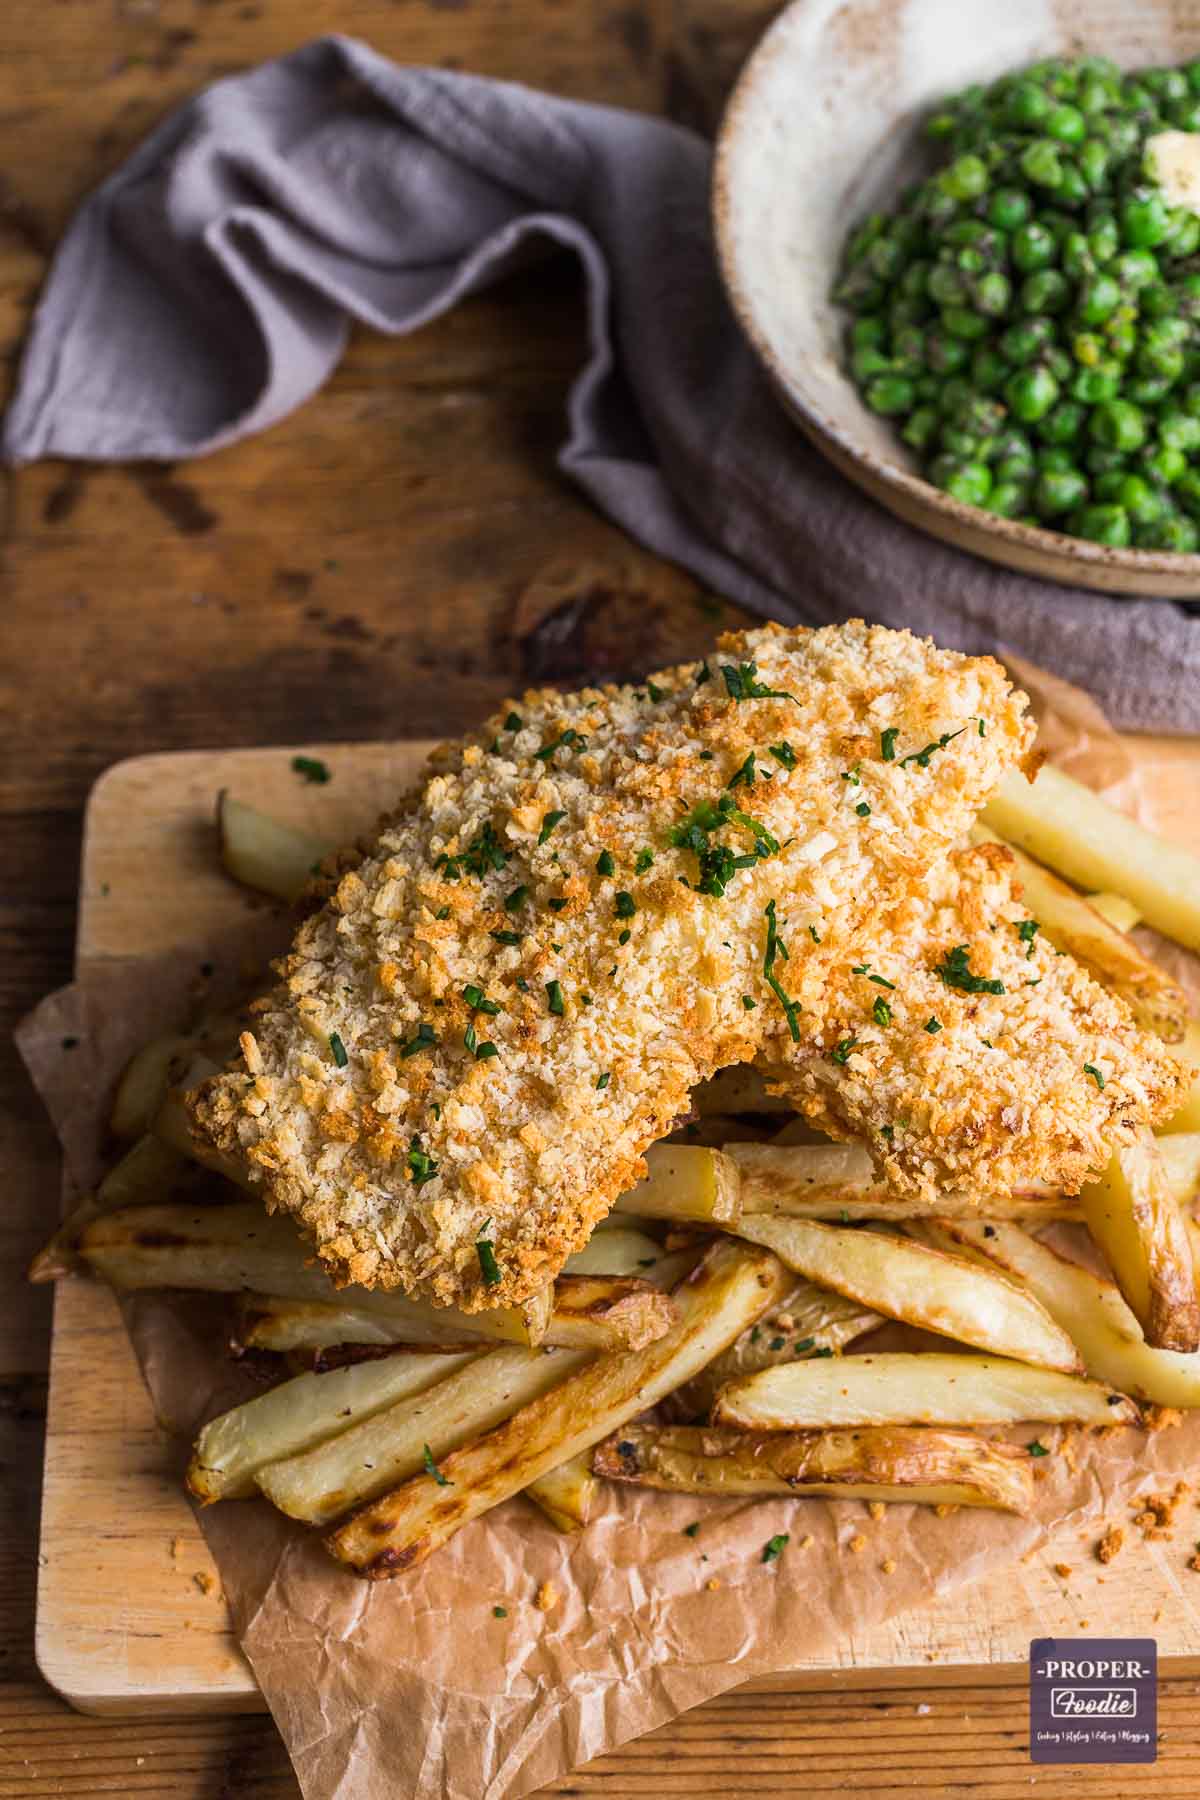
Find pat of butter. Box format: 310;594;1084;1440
1146;130;1200;214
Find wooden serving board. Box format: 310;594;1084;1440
36;737;1200;1718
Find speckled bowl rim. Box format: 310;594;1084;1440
711;0;1200;589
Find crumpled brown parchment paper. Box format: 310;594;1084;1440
16;663;1200;1800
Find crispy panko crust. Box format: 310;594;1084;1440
758;842;1184;1201
189;621;1031;1309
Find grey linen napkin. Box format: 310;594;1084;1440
6;34;1200;730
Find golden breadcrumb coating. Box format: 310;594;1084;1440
189;621;1030;1309
758;842;1184;1200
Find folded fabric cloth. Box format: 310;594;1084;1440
5;35;1200;730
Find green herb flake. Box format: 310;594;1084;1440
872;995;892;1028
618;927;632;945
769;744;798;773
936;944;1006;996
881;1124;894;1141
614;891;637;920
761;1533;789;1564
546;980;565;1017
504;712;523;732
329;1031;348;1068
698;750;714;761
742;994;757;1010
548;897;568;913
1026;977;1042;987
831;1037;859;1065
399;1022;437;1059
292;755;331;785
880;727;899;762
476;1229;502;1287
475;1041;499;1061
596;850;616;876
505;884;529;912
1028;1440;1050;1458
841;765;861;787
978;718;987;737
769;1336;786;1352
727;751;757;791
794;1337;816;1354
596;1071;611;1090
539;810;567;844
535;728;584;763
1084;1062;1106;1089
899;727;966;770
809;924;821;944
436;821;509;883
407;1136;439;1189
493;1605;508;1618
763;900;801;1041
422;1443;452;1486
635;848;655;873
491;929;523;947
462;985;501;1016
647;680;665;703
924;1016;942;1034
1016;919;1040;958
855;801;871;818
720;661;797;704
683;1522;701;1538
696;660;712;686
813;1346;835;1359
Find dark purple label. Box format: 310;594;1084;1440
1030;1638;1156;1763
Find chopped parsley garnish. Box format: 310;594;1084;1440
809;924;821;944
546;980;565;1016
618;927;631;945
898;727;965;769
841;765;861;786
462;985;501;1016
720;661;797;704
504;712;523;731
1026;977;1041;988
855;801;871;818
683;1522;701;1538
813;1346;835;1359
869;973;895;989
493;1605;508;1618
769;1336;786;1352
596;1071;611;1090
978;718;987;737
761;1533;789;1564
1084;1062;1106;1089
698;750;714;760
881;1125;894;1141
763;900;801;1041
1028;1440;1050;1458
491;928;522;946
794;1337;815;1354
596;850;615;876
476;1230;502;1287
535;728;584;762
329;1031;348;1068
670;793;779;898
635;848;654;873
935;944;1006;995
407;1136;438;1189
872;996;892;1028
422;1444;452;1486
505;884;528;911
647;680;665;703
696;660;712;685
614;891;637;919
1016;919;1040;958
464;1022;478;1055
399;1022;437;1059
742;995;757;1010
437;821;509;881
539;810;567;844
292;755;330;785
475;1042;498;1061
769;742;797;769
831;1037;859;1064
548;897;568;913
880;727;899;762
924;1017;942;1034
727;751;757;790
434;906;451;920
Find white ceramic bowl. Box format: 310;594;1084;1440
713;0;1200;597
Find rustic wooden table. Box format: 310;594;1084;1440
3;2;1200;1794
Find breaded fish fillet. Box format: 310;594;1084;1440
190;621;1032;1309
758;842;1184;1200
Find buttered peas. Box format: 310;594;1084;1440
836;52;1200;549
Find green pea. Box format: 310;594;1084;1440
1091;471;1126;503
1168;212;1200;259
851;347;892;383
1088;214;1120;263
1000;316;1054;364
1035;467;1088;516
1043;345;1073;383
901;406;939;450
1121;188;1172;248
864;374;916;415
867;236;906;283
1174;469;1200;517
938;377;974;416
929;455;992;506
1186;57;1200;94
1136;512;1199;552
940;306;990;341
1020;140;1063;188
971;344;1011;392
1146;67;1189;104
1037;400;1085;445
1070;362;1122;404
1020;269;1070;314
1112;473;1166;525
890;325;926;374
927;264;967;307
1006;365;1060;421
1085;446;1129;477
1079;138;1110;190
1111;248;1160;291
972;272;1012;317
939;425;989;458
1076;273;1122;324
988;188;1031;231
1055;161;1090;207
993;426;1034;465
900;259;934;299
1180;382;1200;418
1011;222;1058;272
1103;116;1142;161
1089;399;1148;451
851;317;887;351
1125;374;1177;408
1069;502;1131;545
844;213;886;266
1138;283;1174;320
986;479;1030;518
1005;82;1051;128
1141;441;1187;485
925;330;970;375
940;154;988;200
1104;316;1137;360
1036;446;1076;473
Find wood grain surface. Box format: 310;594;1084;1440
3;1;1200;1795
